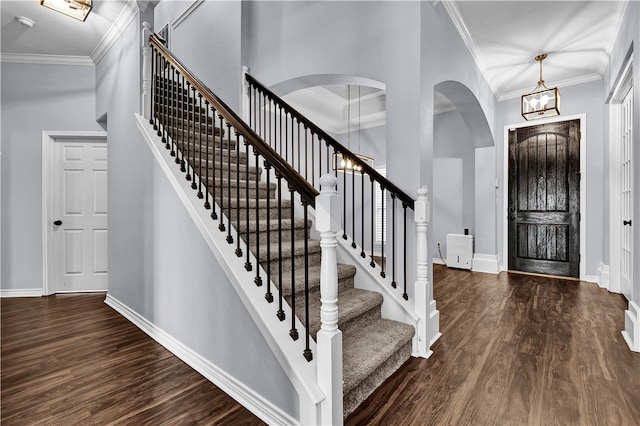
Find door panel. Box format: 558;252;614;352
53;141;108;292
508;120;580;278
621;88;633;295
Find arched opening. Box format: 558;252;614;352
432;80;497;274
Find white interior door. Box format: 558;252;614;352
52;140;108;292
621;87;633;297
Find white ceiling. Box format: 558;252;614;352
0;0;629;119
447;0;628;100
1;0;129;58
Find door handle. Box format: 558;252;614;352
53;220;62;226
623;220;632;226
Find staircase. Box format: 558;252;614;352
152;73;414;418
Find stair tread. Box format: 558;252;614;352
342;318;414;395
239;218;310;233
256;238;321;261
301;287;382;338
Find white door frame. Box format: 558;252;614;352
502;114;587;280
42;131;108;295
608;57;633;295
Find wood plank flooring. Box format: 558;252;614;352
3;267;640;425
346;265;640;425
1;294;263;425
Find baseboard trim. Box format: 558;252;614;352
0;289;43;297
471;254;499;274
622;300;640;352
432;257;446;266
104;294;297;425
584;275;599;284
597;263;610;289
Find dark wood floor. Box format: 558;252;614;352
347;265;640;425
3;267;640;425
1;294;264;425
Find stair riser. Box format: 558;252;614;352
155;113;220;132
202;178;275;199
172;133;234;149
176;138;236;152
190;163;262;181
343;341;413;418
260;251;321;274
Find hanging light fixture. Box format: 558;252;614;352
521;53;560;120
335;85;374;173
40;0;92;22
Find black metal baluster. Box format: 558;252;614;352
351;167;356;249
262;92;267;141
253;150;261;285
311;133;315;187
381;187;386;278
342;164;347;240
403;203;408;300
172;68;179;158
243;139;252;269
150;49;155;127
157;53;164;138
268;98;272;150
303;201;312;362
249;83;253;129
168;65;175;154
185;82;193;178
361;170;366;258
317;137;321;183
211;107;218;220
235;133;244;257
218;114;225;232
326;142;330;174
289;186;298;341
227;124;234;244
296;120;300;172
279;106;283;157
264;162;273;302
197;94;204;197
370;176;375;267
304;126;308;182
391;194;397;288
204;101;211;210
276;173;285;321
285;112;289;163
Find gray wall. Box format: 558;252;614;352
496;79;605;277
433;110;475;257
154;0;242;112
94;5;297;419
1;62;101;290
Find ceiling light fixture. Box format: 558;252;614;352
521;53;560;121
40;0;92;22
335;85;374;173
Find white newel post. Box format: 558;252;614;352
242;66;250;123
414;186;439;358
316;174;343;425
141;21;152;120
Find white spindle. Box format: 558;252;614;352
316;174;343;425
141;21;152;119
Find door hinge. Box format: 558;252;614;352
578;212;581;221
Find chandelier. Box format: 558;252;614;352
521;53;560;120
335;85;374;173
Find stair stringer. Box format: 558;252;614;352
333;233;423;356
136;114;324;425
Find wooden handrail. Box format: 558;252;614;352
245;73;415;210
149;34;319;206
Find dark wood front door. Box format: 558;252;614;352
508;119;580;278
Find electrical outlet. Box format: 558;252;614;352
437;241;441;247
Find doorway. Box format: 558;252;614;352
504;116;586;279
43;132;108;294
608;57;634;298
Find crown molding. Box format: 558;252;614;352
173;0;205;29
90;0;140;64
441;1;499;100
599;0;630;77
498;73;602;101
0;53;94;66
